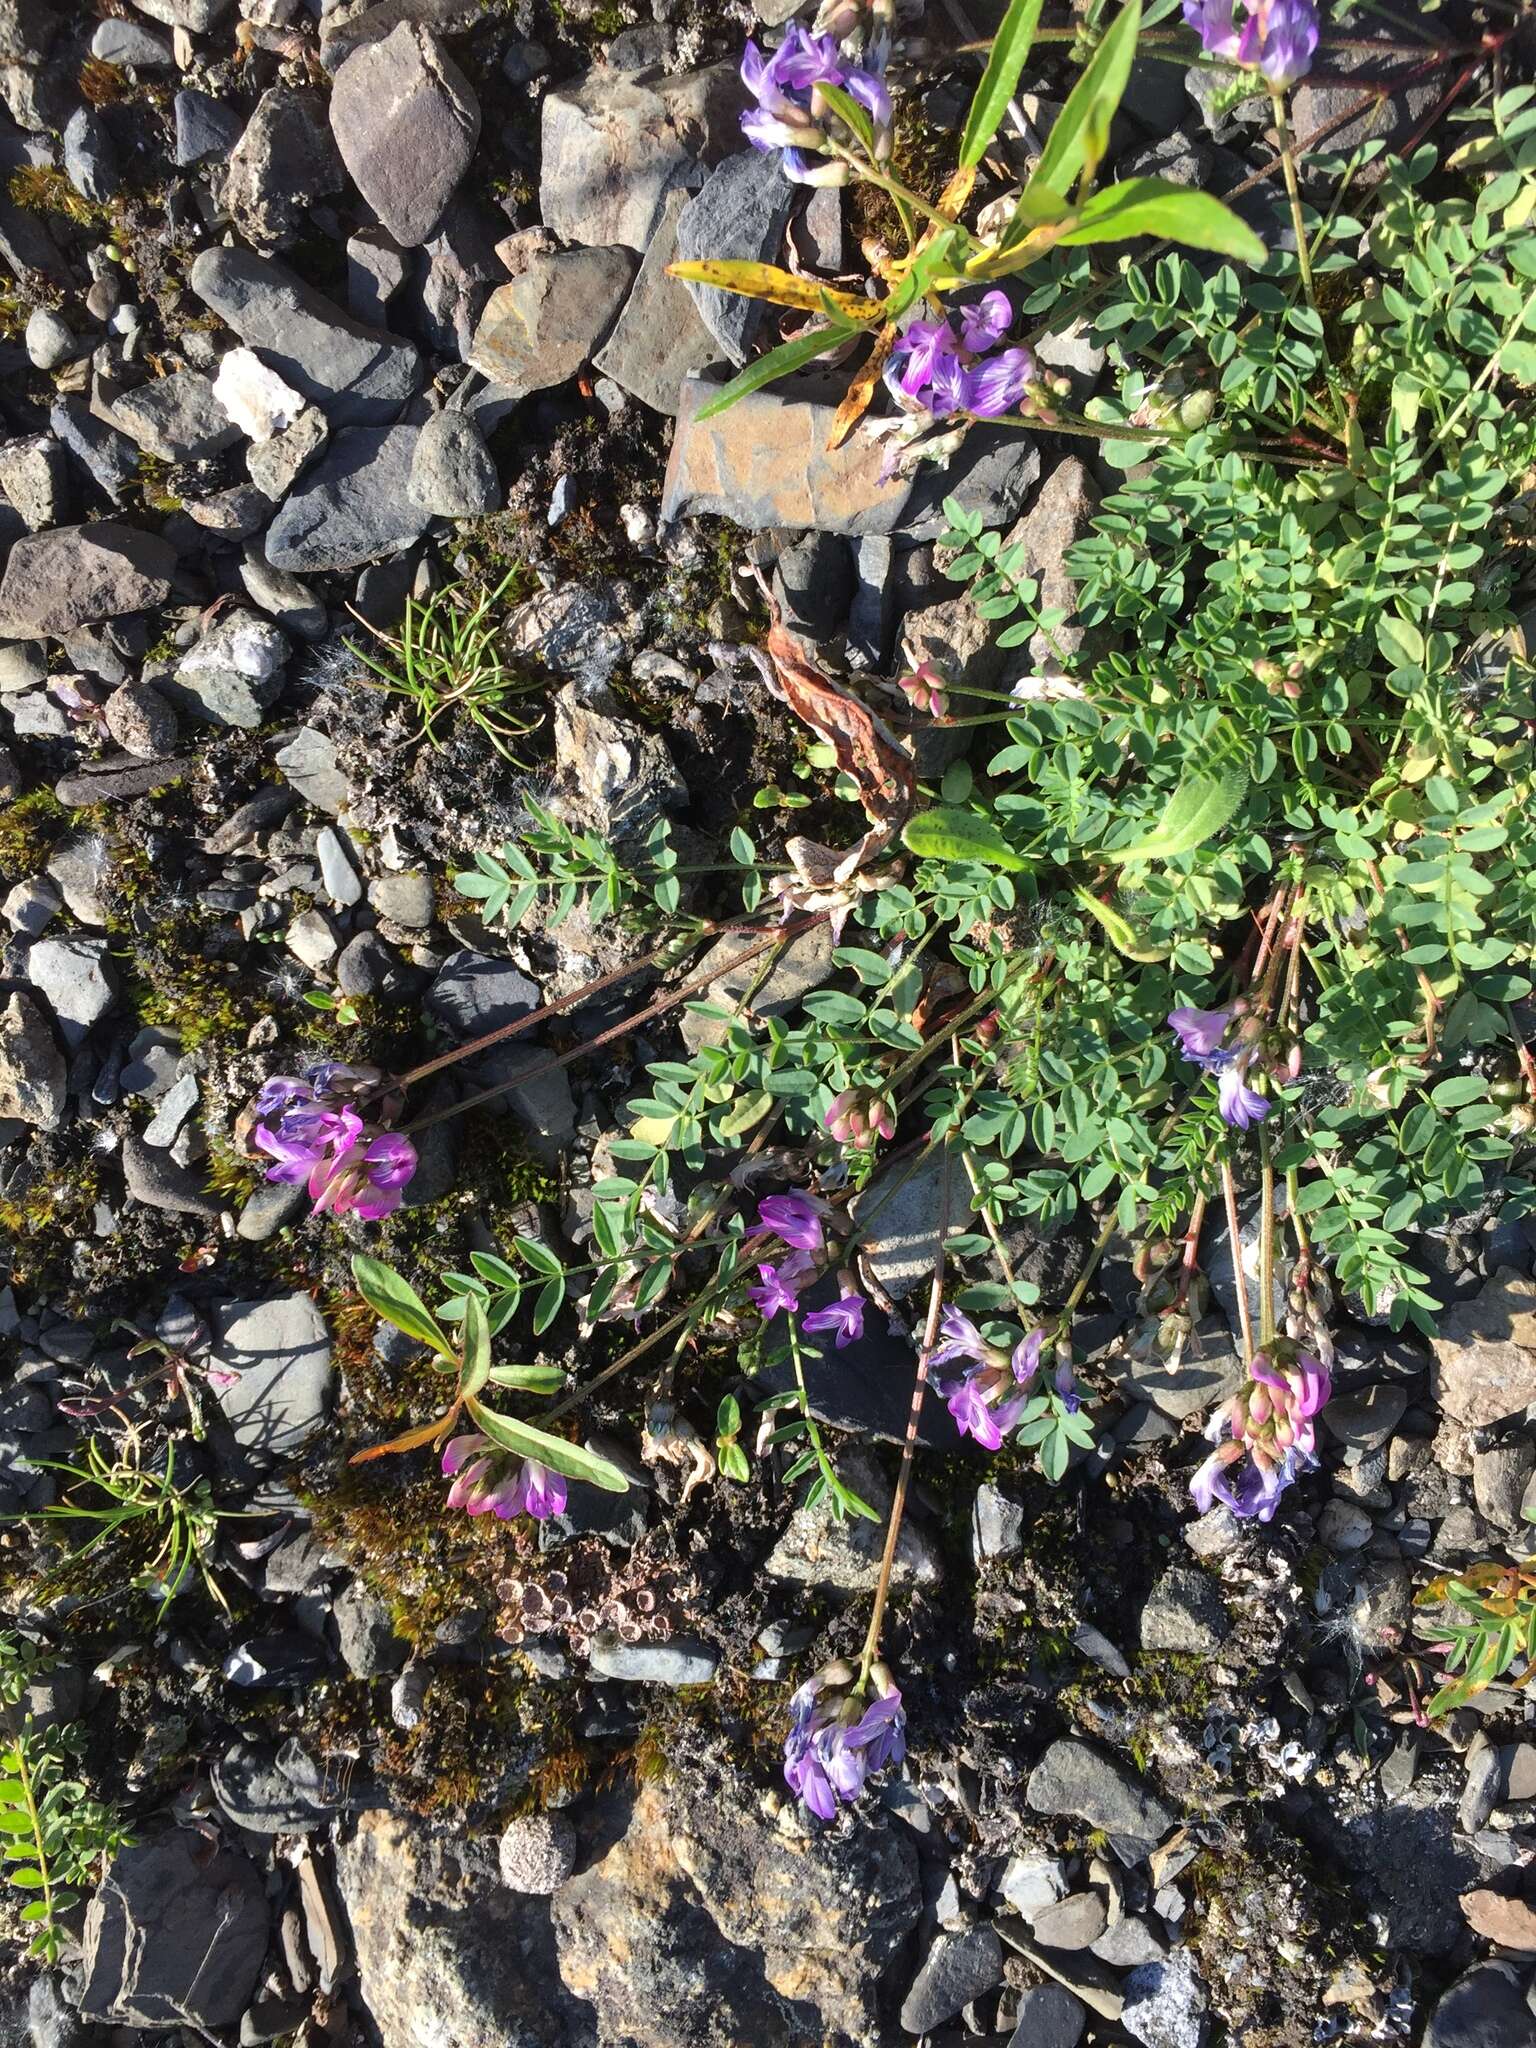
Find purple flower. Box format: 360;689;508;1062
1190;1344;1331;1522
928;1304;989;1372
756;1192;827;1252
1184;0;1317;87
803;1291;866;1348
311;1130;419;1221
1012;1326;1046;1384
784;1669;907;1818
1168;1006;1233;1059
442;1433;568;1520
945;1374;1026;1450
252;1103;362;1183
892;304;1034;423
1053;1360;1080;1416
1217;1066;1270;1129
740;24;890;184
749;1256;812;1321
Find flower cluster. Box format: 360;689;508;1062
249;1062;417;1221
443;1432;567;1521
1191;1342;1330;1521
825;1086;895;1151
890;292;1035;421
930;1306;1057;1449
1183;0;1318;90
1168;1006;1275;1129
746;1191;867;1345
783;1659;906;1818
740;23;891;186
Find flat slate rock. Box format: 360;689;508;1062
263;425;433;574
329;21;480;246
467;245;635;398
0;522;176;636
1027;1738;1177;1842
80;1831;269;2030
189;246;420;429
675;149;796;364
593;186;715;416
210;1292;334;1463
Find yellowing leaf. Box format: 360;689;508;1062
667;260;878;324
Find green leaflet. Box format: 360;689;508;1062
1027;0;1141;200
1071;886;1169;961
351;1254;455;1361
1055;178;1266;263
463;1396;630;1492
902;807;1030;871
1101;721;1248;865
693;323;855;421
958;0;1047;170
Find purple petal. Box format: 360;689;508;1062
958;291;1012;351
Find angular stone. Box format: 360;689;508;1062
1424;1961;1536;2048
329;21;480;247
680;922;834;1053
1122;1950;1208;2048
274;725;346;813
467;245;635;398
587;1636;719;1685
111;371;241;463
1112;1311;1245;1423
1002;456;1100;675
765;1443;940;1595
0;432;67;530
901;1927;1005;2035
0;993;64;1129
104;679;177;759
1140;1566;1231;1654
664;374;911;536
92;17;173;62
0;522;175;637
80;1832;268;2029
225;87;344;248
1460;1887;1536;1953
173;607;290;730
264;426;433;574
173;86;242;165
246;405;328;500
588;184;718;418
1032;1891;1109;1952
211;346;305;442
1009;1983;1087;2048
426;951;539;1037
26;936;116;1046
850;1147;953;1304
675;149;795;364
1027;1739;1176;1841
539;63;739;252
49;396;137;503
407;410;500;516
348;224;409;325
1430;1269;1536;1429
210;1292;333;1463
189;246;420;429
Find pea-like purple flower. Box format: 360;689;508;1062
1191;1343;1330;1522
749;1254;814;1321
740;24;891;186
890;293;1035;421
1167;1006;1271;1129
930;1307;1047;1449
803;1291;866;1348
248;1061;418;1221
443;1433;568;1521
784;1660;906;1818
1183;0;1318;89
756;1192;829;1253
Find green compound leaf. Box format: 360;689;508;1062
463;1397;629;1493
902;808;1030;871
1101;719;1248;865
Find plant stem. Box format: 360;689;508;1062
1258;1126;1277;1349
12;1740;55;1950
397;916;828;1138
1269;89;1319;312
1220;1158;1255;1365
859;1147;951;1685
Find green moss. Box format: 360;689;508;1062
129;953;248;1052
8;165;98;227
0;789;66;885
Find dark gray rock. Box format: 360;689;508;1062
111;372;240;464
1424;1961;1536;2048
539;63;740;252
973;1481;1025;1561
226;87;344;247
209;1292;333;1462
62;106;117;203
773;530;853;642
80;1832;269;2029
240;552;329;641
173;85;242;163
901;1926;1005;2034
210;1739;342;1833
122;1135;221;1218
1027;1739;1177;1842
407;410;499;516
223;1633;333;1687
48;396;137;502
426;950;540;1038
1009;1982;1087;2048
467;245;636;398
329;21;480;246
591;186;714;417
676;149;796;363
93;17;174;63
1139;1566;1231;1654
335;1578;409;1677
189;246;420;428
0;522;175;637
264;425;433;574
347;224;409;326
